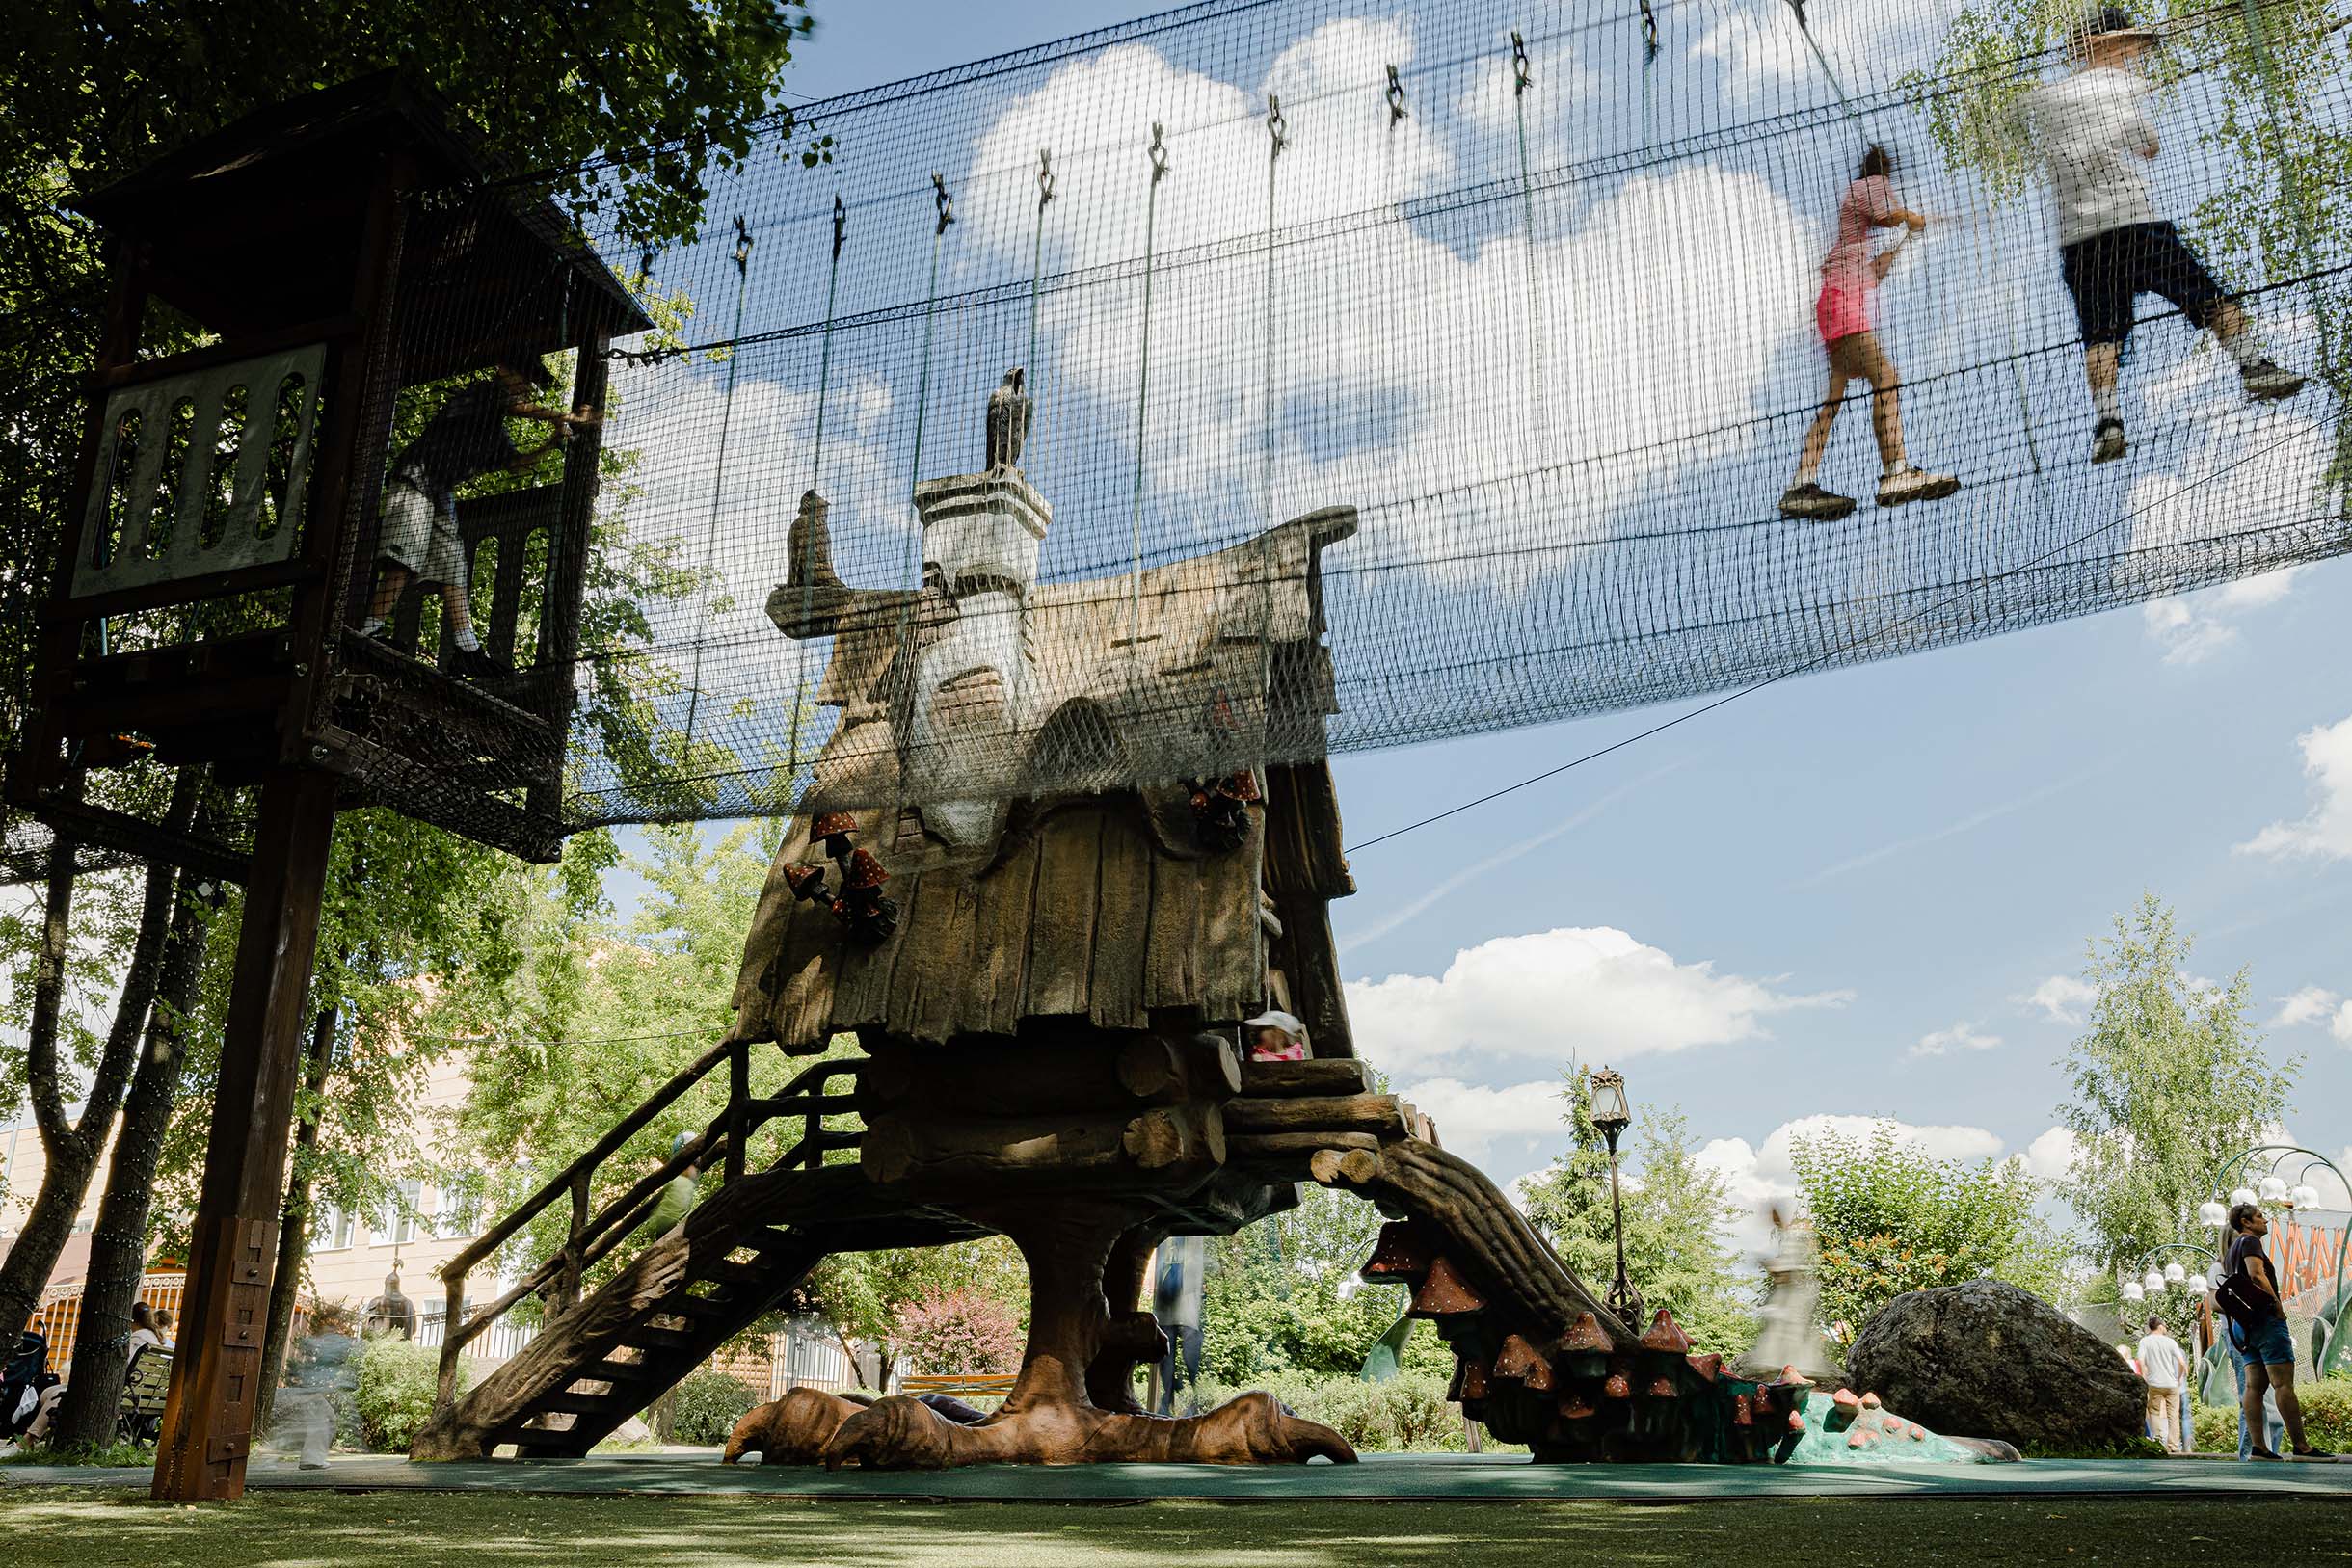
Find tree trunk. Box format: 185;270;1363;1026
253;997;339;1439
50;863;210;1448
0;768;199;1348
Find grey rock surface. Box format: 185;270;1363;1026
1847;1279;2145;1450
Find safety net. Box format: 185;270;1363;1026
391;0;2352;828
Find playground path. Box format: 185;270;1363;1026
4;1488;2351;1568
6;1448;2351;1502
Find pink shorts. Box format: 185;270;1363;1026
1816;284;1874;346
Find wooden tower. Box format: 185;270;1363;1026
9;75;644;1500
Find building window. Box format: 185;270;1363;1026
436;1173;477;1239
386;1180;422;1246
318;1206;356;1251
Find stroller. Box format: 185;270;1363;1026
2;1332;59;1441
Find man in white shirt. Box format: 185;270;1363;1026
2015;7;2303;464
2135;1312;2190;1453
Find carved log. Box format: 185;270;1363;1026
1220;1094;1407;1138
865;1104;1221;1191
1226;1129;1378;1165
1308;1145;1384;1186
1237;1058;1372;1098
862;1034;1233;1118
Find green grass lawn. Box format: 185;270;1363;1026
4;1492;2350;1567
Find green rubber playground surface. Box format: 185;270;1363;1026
3;1486;2350;1568
7;1448;2350;1502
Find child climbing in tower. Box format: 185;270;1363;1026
2014;7;2302;464
1780;146;1962;521
359;359;597;678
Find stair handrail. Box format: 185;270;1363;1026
430;1045;864;1416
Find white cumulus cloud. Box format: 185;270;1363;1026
1346;926;1852;1079
2238;713;2352;862
2141;567;2303;666
2272;986;2343;1029
1395;1076;1567;1181
2019;973;2098;1026
1910;1022;2001;1059
2022;1127;2081;1183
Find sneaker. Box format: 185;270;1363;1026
2091;419;2127;464
2249;1447;2285;1461
2290;1446;2339;1460
1778;482;1856;521
1875;465;1961;507
2242;359;2305;401
451;645;513;681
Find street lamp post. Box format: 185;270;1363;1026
1589;1067;1644;1327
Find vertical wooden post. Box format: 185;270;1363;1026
526;321;610;835
726;1039;749;1184
150;768;338;1502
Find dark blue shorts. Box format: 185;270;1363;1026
2231;1316;2296;1368
2060;221;2232;346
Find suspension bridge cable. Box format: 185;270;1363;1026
788;197;848;780
1129;122;1171;649
681;215;755;754
1343;414;2321;856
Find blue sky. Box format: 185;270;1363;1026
611;0;2352;1258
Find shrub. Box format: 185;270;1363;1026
2192;1374;2352;1453
351;1336;470;1453
895;1288;1023;1376
670;1369;762;1446
1188;1371;1475;1452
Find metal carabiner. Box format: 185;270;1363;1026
1511;29;1533;95
931;172;955;234
1148;121;1169;183
1267;94;1289;158
1037;147;1057;208
733;214;754;275
1386;64;1408;124
830;194;845;261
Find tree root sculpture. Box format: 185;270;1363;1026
820;1388;1353;1470
724;1388;867;1465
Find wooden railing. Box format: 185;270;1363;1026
430;1043;865;1415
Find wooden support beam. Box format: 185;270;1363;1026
151;769;338;1501
1236;1058;1371;1099
1221;1093;1406;1139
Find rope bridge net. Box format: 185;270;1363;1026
398;0;2351;828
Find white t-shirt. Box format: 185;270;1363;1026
2135;1330;2189;1391
2017;66;2161;247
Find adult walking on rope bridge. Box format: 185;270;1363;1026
2016;7;2303;466
1779;146;1961;521
360;360;598;678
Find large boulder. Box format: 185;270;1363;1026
1846;1280;2145;1450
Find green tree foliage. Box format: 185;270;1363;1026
1518;1068;1754;1355
2050;893;2298;1284
1198;1183;1455;1385
802;1240;1030;1392
670;1369;762;1447
1788;1123;2066;1329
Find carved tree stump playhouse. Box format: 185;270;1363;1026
414;377;1971;1471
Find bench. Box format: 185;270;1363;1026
119;1346;172;1444
897;1373;1018;1400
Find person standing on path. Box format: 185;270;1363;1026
2013;7;2303;465
2222;1202;2332;1459
2134;1313;2189;1454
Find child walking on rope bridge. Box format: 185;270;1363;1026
2016;7;2302;465
1780;146;1961;521
360;360;597;678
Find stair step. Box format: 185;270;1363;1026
538;1391;632;1417
704;1259;773;1289
576;1359;654;1387
625;1325;700;1354
744;1227;802;1253
669;1293;736;1322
